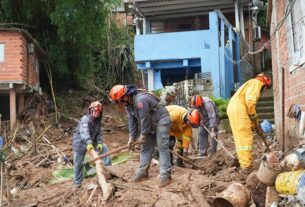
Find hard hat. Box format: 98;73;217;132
166;86;177;96
256;73;272;89
109;85;127;103
190;95;203;108
89;101;102;117
186;109;201;127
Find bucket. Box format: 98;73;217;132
212;183;251;207
275;170;305;195
257;155;282;186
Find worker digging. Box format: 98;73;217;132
109;85;172;187
227;72;272;174
2;1;305;205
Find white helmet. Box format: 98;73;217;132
166;86;177;96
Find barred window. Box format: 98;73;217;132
0;44;4;62
286;0;305;72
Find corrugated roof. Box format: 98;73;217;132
126;0;250;20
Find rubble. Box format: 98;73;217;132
0;92;304;207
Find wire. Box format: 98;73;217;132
225;0;298;65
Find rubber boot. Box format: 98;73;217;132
176;148;185;167
132;170;149;182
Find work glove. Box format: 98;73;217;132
127;136;136;150
183;148;189;157
86;144;94;152
210;128;216;138
255;124;264;136
138;134;148;144
97;143;103;152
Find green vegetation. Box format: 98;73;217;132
210;96;230;119
0;0;138;92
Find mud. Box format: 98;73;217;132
2;102;270;207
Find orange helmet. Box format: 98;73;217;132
190;95;203;108
109;85;127;103
256;73;272;89
186;109;201;127
89;101;102;117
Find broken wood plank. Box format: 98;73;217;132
88;150;115;202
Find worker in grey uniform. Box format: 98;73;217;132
109;85;172;187
190;95;220;157
72;101;111;188
157;86;177;165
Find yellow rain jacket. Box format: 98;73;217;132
227;78;264;169
165;105;192;149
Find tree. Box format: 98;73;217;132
0;0;137;91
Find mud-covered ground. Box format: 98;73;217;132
2;99;270;207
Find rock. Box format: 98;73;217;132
246;171;259;190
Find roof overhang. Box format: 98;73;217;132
125;0;250;20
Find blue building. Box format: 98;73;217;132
127;0;253;98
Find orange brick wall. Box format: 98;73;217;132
0;32;23;82
271;0;305;149
0;31;39;87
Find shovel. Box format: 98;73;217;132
200;123;236;160
255;127;271;153
84;141;140;165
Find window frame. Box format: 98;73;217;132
286;0;305;72
0;43;4;63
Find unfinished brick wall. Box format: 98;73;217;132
271;0;305;149
0;31;39;87
0;32;23;82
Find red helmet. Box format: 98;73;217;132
109;85;127;103
190;95;203;108
256;73;272;89
186;109;201;127
89;101;102;117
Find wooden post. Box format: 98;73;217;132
88;150;114;202
18;94;25;114
9;89;16;130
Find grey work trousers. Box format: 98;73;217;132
199;125;218;155
136;116;172;181
73;143;111;186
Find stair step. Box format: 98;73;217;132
259;119;275;124
257;101;274;107
259;96;274;102
258;112;274;120
257;106;274;113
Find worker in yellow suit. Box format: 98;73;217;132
227;73;272;174
165;105;201;167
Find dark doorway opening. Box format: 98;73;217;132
0;94;10;120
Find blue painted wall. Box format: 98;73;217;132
134;11;242;98
135;30;210;62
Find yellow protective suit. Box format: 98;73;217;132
227;78;264;169
165;105;192;149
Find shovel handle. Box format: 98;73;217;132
200;123;236;159
85;141;140;164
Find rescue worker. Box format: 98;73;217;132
160;86;177;106
72;101;111;188
165;105;201;167
156;86;177;162
109;85;172;187
227;72;272;174
190;95;220;157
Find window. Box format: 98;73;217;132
0;44;4;62
286;0;305;72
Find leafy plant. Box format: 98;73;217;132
210;96;230;119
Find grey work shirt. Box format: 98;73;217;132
72;114;103;152
126;93;169;138
202;97;220;128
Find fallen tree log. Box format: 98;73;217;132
88;150;115;202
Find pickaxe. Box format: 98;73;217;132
84;141;140;165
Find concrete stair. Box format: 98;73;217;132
257;72;274;124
